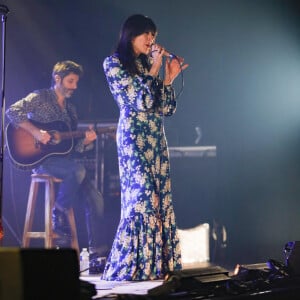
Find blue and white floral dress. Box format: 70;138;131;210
101;54;182;281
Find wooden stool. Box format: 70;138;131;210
22;174;79;254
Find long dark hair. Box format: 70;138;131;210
116;14;157;75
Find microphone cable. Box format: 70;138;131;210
165;55;185;100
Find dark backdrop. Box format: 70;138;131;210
1;0;300;269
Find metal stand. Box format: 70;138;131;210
0;4;9;241
95;122;117;194
98;133;106;194
89;131;105;192
77;121;117;194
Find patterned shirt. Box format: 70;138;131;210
6;88;91;153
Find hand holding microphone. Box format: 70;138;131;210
149;44;189;84
151;44;177;59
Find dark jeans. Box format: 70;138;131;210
34;156;106;254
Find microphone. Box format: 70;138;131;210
161;49;177;59
0;4;9;15
150;46;177;59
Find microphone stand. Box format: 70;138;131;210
0;4;9;243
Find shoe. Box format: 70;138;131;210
52;207;71;237
89;253;106;275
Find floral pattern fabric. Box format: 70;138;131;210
101;55;182;281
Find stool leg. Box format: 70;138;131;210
48;179;57;248
22;179;39;247
68;209;80;255
23;175;80;253
45;178;56;248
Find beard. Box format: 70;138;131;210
61;86;75;98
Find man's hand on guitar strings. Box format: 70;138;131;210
37;129;51;144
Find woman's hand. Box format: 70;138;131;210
164;56;189;85
148;44;164;78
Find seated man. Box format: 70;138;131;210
6;60;107;274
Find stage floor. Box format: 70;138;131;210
80;262;300;300
80;262;214;299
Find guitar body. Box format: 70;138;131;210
5;120;74;169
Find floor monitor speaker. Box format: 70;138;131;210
0;248;80;300
148;265;230;296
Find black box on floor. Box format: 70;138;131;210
0;248;80;300
148;265;230;296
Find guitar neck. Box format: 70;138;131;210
59;127;115;140
60;131;85;140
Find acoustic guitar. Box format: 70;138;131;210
5;120;116;170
